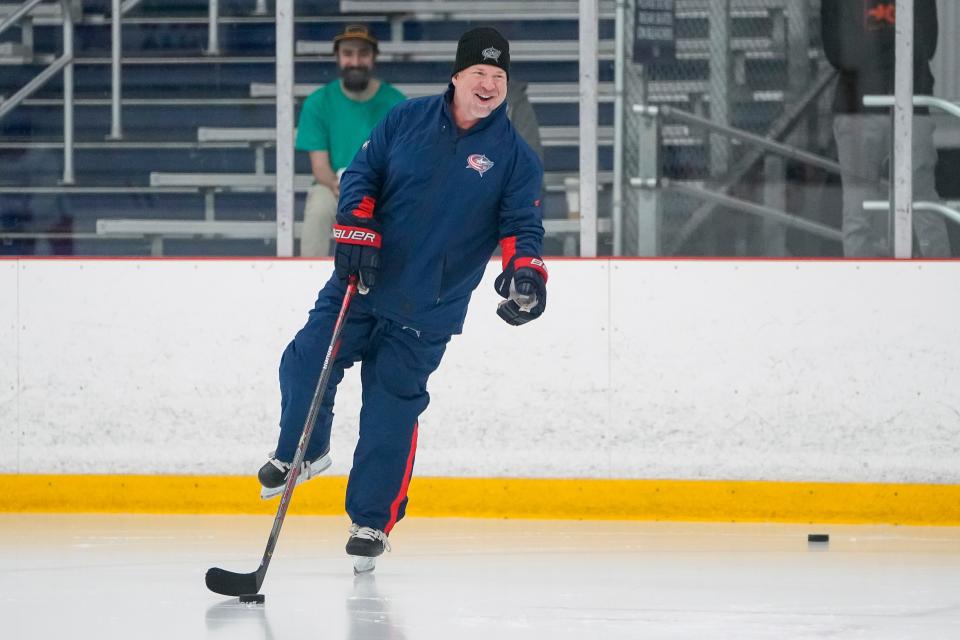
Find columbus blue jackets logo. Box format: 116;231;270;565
481;47;501;63
466;153;494;177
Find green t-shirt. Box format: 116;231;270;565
295;80;406;172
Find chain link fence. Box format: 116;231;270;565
621;0;839;256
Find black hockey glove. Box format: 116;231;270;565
333;224;381;293
494;256;548;326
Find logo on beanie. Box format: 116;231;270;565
466;153;494;177
481;47;502;63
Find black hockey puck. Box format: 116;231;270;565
239;593;265;604
807;533;829;543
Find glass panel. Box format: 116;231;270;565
616;0;957;258
0;0;312;256
0;1;574;256
894;0;960;259
822;0;955;258
930;0;960;256
622;0;831;256
2;1;954;257
294;5;596;259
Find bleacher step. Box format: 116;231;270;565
0;42;32;64
0;51;55;65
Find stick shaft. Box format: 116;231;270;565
254;278;359;583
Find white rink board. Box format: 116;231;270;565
8;258;960;482
15;260;359;475
0;262;17;473
608;261;960;483
425;261;611;478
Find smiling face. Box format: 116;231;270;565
450;64;508;129
336;39;375;72
336;40;376;92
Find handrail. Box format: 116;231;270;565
863;95;960;120
634;103;844;176
0;0;75;183
209;0;219;54
119;0;143;14
109;0;122;139
60;0;74;183
612;0;626;255
107;0;145;140
635;177;843;242
0;0;45;36
863;95;960;257
636;101;888;186
662;67;838;254
863;200;960;226
206;0;219;55
0;52;70;120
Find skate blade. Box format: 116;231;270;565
351;556;376;575
259;455;333;500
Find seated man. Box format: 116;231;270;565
296;25;405;256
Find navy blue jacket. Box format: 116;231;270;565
333;85;545;334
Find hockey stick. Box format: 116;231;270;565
205;275;360;597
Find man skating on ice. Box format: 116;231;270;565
258;26;548;572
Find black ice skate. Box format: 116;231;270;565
257;449;332;499
346;524;391;574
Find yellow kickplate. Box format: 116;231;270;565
0;475;957;525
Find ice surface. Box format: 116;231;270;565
0;514;958;639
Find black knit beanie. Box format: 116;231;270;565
451;27;510;79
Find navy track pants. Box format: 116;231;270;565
276;281;450;533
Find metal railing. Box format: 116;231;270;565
0;0;76;183
639;176;843;242
109;0;121;139
862;95;960;120
107;0;148;140
863;201;960;226
670;68;838;255
634;104;845;176
630;90;960;257
0;0;46;30
862;95;960;256
628;65;843;255
206;0;219;55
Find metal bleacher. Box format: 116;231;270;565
339;0;618;22
296;38;618;62
1;0;799;256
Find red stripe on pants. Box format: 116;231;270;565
385;422;418;534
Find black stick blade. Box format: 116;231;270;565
205;567;260;596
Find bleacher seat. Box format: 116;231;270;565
0;0;820;256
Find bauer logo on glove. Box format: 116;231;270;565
333;226;381;247
333;224;381;293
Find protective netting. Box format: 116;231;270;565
621;0;836;256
